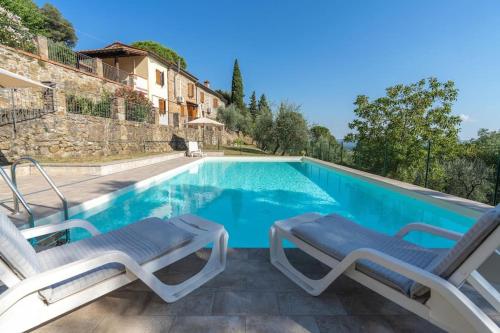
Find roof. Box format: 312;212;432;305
196;82;226;102
79;42;198;81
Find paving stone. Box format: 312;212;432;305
315;315;395;333
213;291;280;315
93;315;175;333
33;310;105;333
278;292;346;316
337;289;410;315
169;316;245;333
386;315;445;333
142;289;215;315
245;268;303;292
246;315;320;333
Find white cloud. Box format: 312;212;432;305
459;114;473;122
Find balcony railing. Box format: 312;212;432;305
102;62;133;86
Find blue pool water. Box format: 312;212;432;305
71;161;475;248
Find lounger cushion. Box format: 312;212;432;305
38;217;194;303
410;205;500;296
0;213;41;278
291;214;444;296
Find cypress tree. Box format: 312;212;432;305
258;94;270;115
248;91;258;119
230;59;245;109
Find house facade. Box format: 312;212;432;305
197;81;225;119
167;66;198;126
81;42;226;127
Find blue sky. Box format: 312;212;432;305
37;0;500;139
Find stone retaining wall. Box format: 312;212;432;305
0;108;242;163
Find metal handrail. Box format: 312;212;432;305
11;157;69;222
0;167;35;228
11;157;70;243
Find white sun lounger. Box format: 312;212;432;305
270;206;500;333
187;141;205;157
0;213;228;332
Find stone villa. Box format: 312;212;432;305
80;42;226;127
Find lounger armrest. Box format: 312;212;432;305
0;250;141;315
344;249;497;332
395;223;463;241
21;219;101;240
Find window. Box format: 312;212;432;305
159;98;166;115
200;92;205;103
155;69;164;86
188;83;195;98
213;98;219;108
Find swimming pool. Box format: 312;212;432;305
70;159;476;248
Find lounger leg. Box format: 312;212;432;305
134;229;228;302
269;226;345;296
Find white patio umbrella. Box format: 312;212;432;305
0;68;52;136
0;68;52;89
185;116;224;127
185;117;224;144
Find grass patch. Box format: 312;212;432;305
214;145;268;156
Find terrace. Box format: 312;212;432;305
0;155;498;332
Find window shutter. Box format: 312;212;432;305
213;98;218;108
159;99;166;114
200;92;204;103
156;70;161;85
188;83;194;98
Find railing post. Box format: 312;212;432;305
494;157;500;206
340;141;344;164
424;140;432;188
53;89;67;115
95;58;104;78
112;98;125;121
36;35;49;60
383;141;388;176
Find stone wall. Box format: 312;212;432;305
0;109;239;163
0;43;124;107
0;89;244;162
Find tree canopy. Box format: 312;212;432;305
248;91;258;119
258;94;271;115
273;102;309;155
346;77;461;183
131;40;187;69
40;3;77;47
0;0;77;46
230;59;244;109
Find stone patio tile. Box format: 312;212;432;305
386;315;444;333
212;291;280;315
277;292;346;316
141;289;215;316
246;315;320;333
93;315;175;333
169;316;245;333
315;315;395;333
245;267;303;292
337;289;410;315
32;310;105;333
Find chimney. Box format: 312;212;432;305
204;80;210;88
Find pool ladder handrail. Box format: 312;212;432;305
11;157;69;223
1;156;70;243
0;166;35;228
